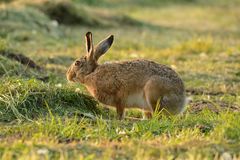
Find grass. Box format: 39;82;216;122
0;78;99;122
1;111;240;159
0;0;240;159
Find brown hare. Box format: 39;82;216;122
66;32;186;120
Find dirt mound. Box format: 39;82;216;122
0;48;48;81
0;50;42;70
39;1;141;27
186;88;237;96
189;100;240;113
40;1;101;26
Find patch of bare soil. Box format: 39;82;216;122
189;100;240;113
186;88;237;96
0;50;42;70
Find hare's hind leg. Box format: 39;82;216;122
143;76;185;114
143;77;167;113
144;77;185;115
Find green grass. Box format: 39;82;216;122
0;78;99;122
1;111;240;159
0;0;240;159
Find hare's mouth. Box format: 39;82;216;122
72;77;78;82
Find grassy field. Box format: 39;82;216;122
0;0;240;159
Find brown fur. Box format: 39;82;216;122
66;32;186;120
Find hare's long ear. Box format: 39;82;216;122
85;32;94;60
94;35;114;61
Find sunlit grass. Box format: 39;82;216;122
0;111;240;159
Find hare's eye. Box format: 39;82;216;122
75;60;81;66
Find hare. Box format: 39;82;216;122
66;32;186;120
